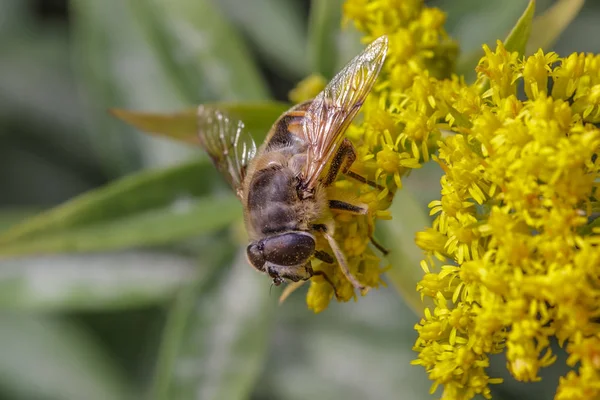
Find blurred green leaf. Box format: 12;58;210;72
0;9;107;202
379;189;432;315
527;0;584;55
0;251;196;311
0;32;86;135
0;0;29;37
504;0;535;56
0;209;39;233
0;314;131;400
154;250;275;400
71;0;180;175
0;196;240;256
213;0;308;78
257;322;433;400
254;286;431;399
308;0;343;79
0;159;220;244
134;0;270;102
551;1;600;55
111;102;289;146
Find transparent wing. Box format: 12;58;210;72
197;105;257;199
301;35;388;189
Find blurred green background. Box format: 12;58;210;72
0;0;599;399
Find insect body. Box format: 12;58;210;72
243;101;332;286
196;36;388;295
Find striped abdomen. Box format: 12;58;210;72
246;166;300;236
244;102;315;237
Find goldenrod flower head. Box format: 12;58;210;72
344;0;457;79
476;41;520;104
413;43;600;399
521;49;559;100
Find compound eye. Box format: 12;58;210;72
246;242;265;271
262;232;316;266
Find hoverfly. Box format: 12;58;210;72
193;36;389;296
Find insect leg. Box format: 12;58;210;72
329;199;367;214
328;200;390;255
278;262;340;304
311;270;340;299
314;250;335;264
345;170;387;192
322;138;357;186
366;233;389;255
321;230;366;292
323;139;391;198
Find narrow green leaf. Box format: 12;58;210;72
111;102;289;146
0;251;196;311
111;107;199;146
578;215;600;236
213;0;308;78
378;190;432;315
151;249;229;399
526;0;585;55
0;314;131;400
154;250;275;400
0;196;240;256
0;209;39;233
133;0;270;102
152;284;201;399
0;159;220;244
447;105;473;129
503;0;536;56
308;0;344;79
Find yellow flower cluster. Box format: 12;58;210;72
337;0;600;398
343;0;457;80
295;0;457;312
413;42;600;399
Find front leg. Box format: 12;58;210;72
310;223;365;292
